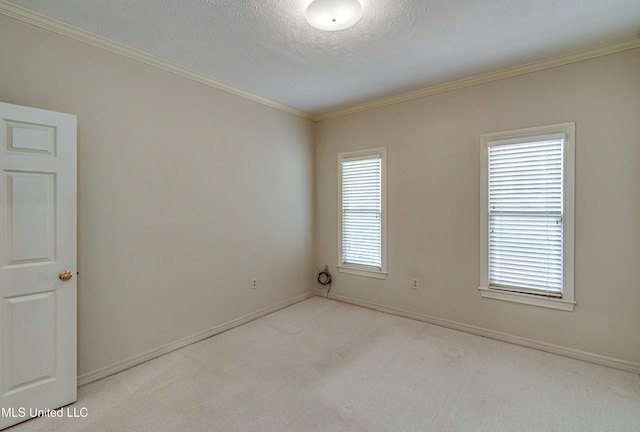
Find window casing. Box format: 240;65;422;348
338;148;387;279
479;123;575;311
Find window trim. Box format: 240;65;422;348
338;148;387;279
479;123;575;311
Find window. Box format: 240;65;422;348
479;123;575;311
338;148;387;279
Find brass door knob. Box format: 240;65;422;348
59;271;73;281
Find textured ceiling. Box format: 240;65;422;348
5;0;640;115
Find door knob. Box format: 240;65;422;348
59;271;73;281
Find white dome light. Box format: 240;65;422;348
305;0;363;31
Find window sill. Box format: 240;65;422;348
478;286;575;312
337;265;388;280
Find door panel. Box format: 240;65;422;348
4;171;56;267
5;120;56;156
4;291;56;395
0;102;76;430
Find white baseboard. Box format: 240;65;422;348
78;289;638;387
323;292;640;375
78;291;314;387
314;288;330;298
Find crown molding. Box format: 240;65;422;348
0;0;315;121
314;34;640;121
2;1;638;123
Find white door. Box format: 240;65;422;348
0;102;77;430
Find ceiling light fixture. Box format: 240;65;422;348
305;0;363;31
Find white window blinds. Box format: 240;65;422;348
341;154;382;270
487;133;565;296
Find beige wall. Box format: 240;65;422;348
0;15;315;376
2;11;638;376
316;48;640;364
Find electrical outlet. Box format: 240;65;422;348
412;278;419;290
251;278;258;289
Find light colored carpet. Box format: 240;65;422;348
9;297;640;431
